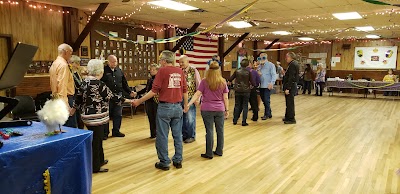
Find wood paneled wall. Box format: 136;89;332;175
279;43;333;69
0;2;64;61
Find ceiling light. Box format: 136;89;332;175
148;0;199;11
355;26;375;31
272;31;291;35
298;37;315;41
332;12;362;20
366;34;380;39
228;21;252;28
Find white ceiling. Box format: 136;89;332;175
37;0;400;41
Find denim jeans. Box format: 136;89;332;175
105;101;123;136
201;111;224;157
259;88;272;118
156;103;184;167
233;92;250;123
182;103;196;140
64;96;77;128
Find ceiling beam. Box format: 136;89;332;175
223;32;249;57
171;22;201;52
72;3;108;52
264;38;279;50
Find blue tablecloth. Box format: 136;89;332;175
0;122;92;194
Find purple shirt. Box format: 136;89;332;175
198;79;229;112
246;67;261;87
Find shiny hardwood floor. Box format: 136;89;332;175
93;93;400;194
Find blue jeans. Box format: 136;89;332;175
201;111;224;157
182;103;196;140
259;88;272;117
156;103;184;167
64;96;77;128
233;92;250;123
105;101;122;135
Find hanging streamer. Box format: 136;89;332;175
96;0;259;44
246;46;305;52
362;0;400;7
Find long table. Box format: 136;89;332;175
326;80;400;98
0;122;92;194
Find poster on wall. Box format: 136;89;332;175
354;46;398;69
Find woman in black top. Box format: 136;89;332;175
137;64;160;138
69;55;84;129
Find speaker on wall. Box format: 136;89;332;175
342;44;351;50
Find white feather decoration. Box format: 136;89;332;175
37;99;70;132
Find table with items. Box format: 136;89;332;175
0;122;93;194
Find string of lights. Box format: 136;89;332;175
0;0;70;14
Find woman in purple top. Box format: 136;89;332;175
187;62;229;159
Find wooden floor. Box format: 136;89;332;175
93;93;400;194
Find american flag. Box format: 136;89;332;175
175;29;218;70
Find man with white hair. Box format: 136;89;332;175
49;43;77;128
179;55;201;143
101;55;135;139
257;53;277;120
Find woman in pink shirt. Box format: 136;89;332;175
187;62;229;159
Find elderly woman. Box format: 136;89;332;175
71;59;130;173
69;55;84;129
315;64;326;96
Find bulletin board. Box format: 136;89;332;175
90;22;158;80
354;46;398;69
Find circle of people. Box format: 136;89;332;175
50;43;327;173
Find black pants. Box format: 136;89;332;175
249;88;259;120
315;82;325;96
303;81;312;94
87;124;105;172
233;92;250;123
145;100;158;138
285;86;296;121
105;101;123;136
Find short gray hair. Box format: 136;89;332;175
58;43;72;55
70;55;81;63
160;50;175;64
87;59;104;76
287;52;297;60
150;63;160;70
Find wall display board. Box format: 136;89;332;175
354;46;397;69
91;22;158;80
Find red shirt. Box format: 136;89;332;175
152;66;188;103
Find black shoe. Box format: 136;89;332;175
201;154;213;159
112;132;125;137
94;168;109;173
101;159;108;166
261;116;267;120
213;151;223;156
251;118;258;121
173;162;182;169
150;136;156;139
233;121;237;125
155;162;170;171
184;138;195;143
103;135;108;140
242;123;249;126
284;120;296;124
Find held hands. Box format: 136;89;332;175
130;91;137;98
183;104;190;113
285;90;290;95
69;108;76;116
267;83;274;90
224;111;229;119
194;100;200;107
131;99;141;107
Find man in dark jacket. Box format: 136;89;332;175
101;55;136;139
283;52;300;124
228;59;256;126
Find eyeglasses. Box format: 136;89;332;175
257;56;267;61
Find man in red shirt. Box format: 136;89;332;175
133;50;188;171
